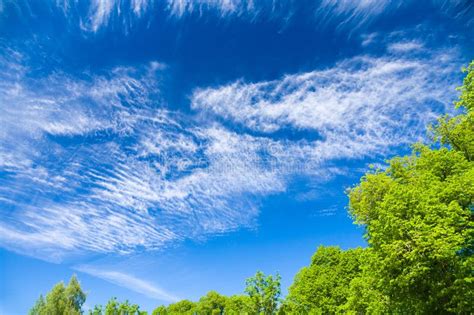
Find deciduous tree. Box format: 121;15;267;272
245;271;281;314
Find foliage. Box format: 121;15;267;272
245;271;281;314
224;295;253;314
195;291;226;314
433;61;474;162
29;275;86;315
166;300;196;314
287;246;365;313
86;297;148;315
347;61;474;313
151;305;168;315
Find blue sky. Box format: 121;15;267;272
0;0;473;313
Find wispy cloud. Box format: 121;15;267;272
75;265;179;302
315;0;396;31
387;41;424;53
3;0;471;33
79;0;396;32
0;41;463;262
0;48;306;260
192;48;459;153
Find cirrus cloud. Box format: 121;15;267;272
0;43;463;262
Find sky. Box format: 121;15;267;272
0;0;473;313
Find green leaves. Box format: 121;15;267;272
152;294;255;315
29;275;86;315
245;271;281;315
432;61;474;162
345;62;474;313
287;246;365;314
347;144;473;312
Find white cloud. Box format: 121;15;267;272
191;48;459;155
388;41;424;52
315;0;395;30
0;42;463;262
0;51;313;260
165;0;259;18
10;0;461;33
75;265;179;302
2;0;471;33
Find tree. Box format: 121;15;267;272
224;295;253;314
245;271;281;315
287;246;365;313
347;62;474;313
102;297;145;315
66;275;87;312
166;300;196;315
29;295;46;315
344;248;390;314
89;305;104;315
433;61;474;162
151;305;167;315
195;291;227;314
29;275;86;315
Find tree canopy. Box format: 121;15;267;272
29;275;86;315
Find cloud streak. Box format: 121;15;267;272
3;0;471;33
76;265;179;302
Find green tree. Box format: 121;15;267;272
103;297;145;315
166;300;196;315
433;62;474;162
29;295;46;315
245;271;281;315
66;275;87;312
224;295;253;314
151;305;168;315
30;275;86;315
89;305;104;315
105;297;120;315
348;62;474;313
287;246;365;314
44;282;68;314
344;248;390;314
195;291;227;314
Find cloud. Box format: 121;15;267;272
0;41;464;262
79;0;394;31
387;41;424;53
0;49;316;260
75;265;179;302
4;0;470;33
315;0;396;30
191;47;460;154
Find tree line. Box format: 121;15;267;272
29;62;474;314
